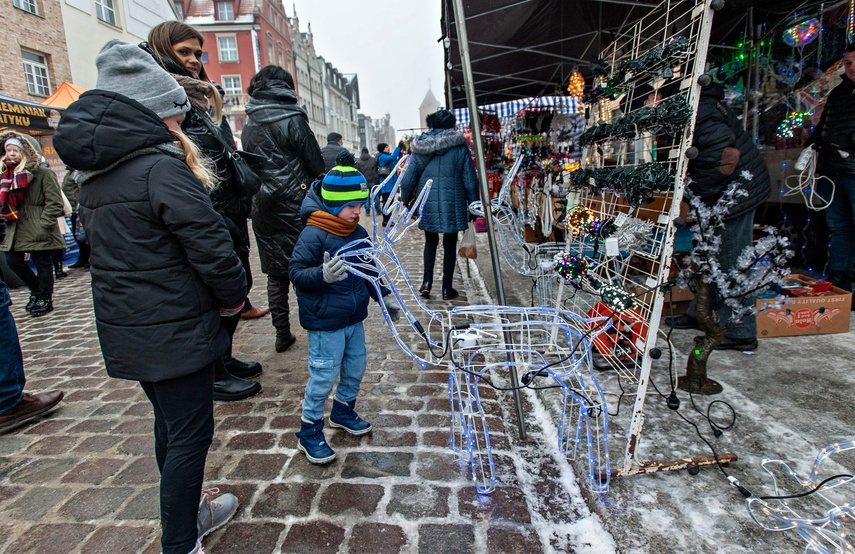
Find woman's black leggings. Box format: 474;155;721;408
5;251;53;298
423;231;459;289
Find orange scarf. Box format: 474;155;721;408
306;210;357;237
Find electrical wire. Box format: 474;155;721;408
783;147;835;211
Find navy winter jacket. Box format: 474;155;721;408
289;182;382;331
399;129;479;234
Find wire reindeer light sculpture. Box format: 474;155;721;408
336;159;615;494
746;441;855;554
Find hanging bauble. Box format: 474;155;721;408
782;18;820;48
567;69;585;98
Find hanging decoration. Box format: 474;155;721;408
565;206;595;236
552;252;593;282
782;18;821;48
777;111;811;139
567;69;585;97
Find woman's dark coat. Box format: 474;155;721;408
399;129;479;234
242;81;325;277
688;83;770;220
53;90;246;382
288;182;381;331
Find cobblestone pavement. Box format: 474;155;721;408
0;226;601;554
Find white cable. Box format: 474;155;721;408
783;147;835;211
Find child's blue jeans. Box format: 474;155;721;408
302;322;367;421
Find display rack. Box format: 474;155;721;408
558;0;735;476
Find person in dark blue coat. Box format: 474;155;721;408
289;151;399;464
376;141;404;226
54;40;245;554
399;109;479;300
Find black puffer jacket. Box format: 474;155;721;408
53;90;246;382
399;129;479;234
688;83;770;220
808;75;855;176
242;81;325;276
320;141;347;174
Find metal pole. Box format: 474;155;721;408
451;0;528;440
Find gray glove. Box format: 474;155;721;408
381;294;402;322
322;251;347;283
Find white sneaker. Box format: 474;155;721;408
197;488;238;541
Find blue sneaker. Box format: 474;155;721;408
296;418;336;464
329;398;372;436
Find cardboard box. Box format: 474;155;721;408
756;275;852;338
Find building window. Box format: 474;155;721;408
95;0;117;25
221;75;242;96
22;50;51;97
216;1;233;20
12;0;38;15
217;36;238;62
266;33;274;66
277;42;284;67
173;0;183;18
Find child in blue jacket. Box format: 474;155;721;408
289;151;401;464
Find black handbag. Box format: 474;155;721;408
200;116;264;196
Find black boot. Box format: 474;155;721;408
29;295;54;316
275;331;296;353
213;359;261;401
224;357;262;379
25;291;38;312
419;279;432;297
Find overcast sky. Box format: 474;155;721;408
290;0;446;141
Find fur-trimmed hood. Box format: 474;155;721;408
410;129;468;156
0;130;42;172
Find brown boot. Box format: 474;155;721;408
0;391;64;433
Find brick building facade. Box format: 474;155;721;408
0;0;72;102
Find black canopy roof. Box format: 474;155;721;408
441;0;833;107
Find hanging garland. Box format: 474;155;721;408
565;162;674;207
578;94;691;146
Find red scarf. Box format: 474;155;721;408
0;159;32;222
306;211;358;237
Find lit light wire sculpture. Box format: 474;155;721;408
746;441;855;554
338;163;615;494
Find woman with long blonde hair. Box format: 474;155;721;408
54;40;246;554
143;21;265;399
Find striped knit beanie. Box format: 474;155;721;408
322;151;369;216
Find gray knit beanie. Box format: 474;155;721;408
95;39;190;119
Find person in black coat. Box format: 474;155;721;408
807;43;855;299
242;65;325;353
399;109;479;300
145;21;261;401
53;40;245;554
667;83;771;351
320;132;347;174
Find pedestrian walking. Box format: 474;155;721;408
241;65;325;353
289;151;400;464
399;109;479;299
0;132;66;316
54;39;247;554
376;141;404;226
320;132;347;174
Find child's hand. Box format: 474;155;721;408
381;294;402;322
322;252;347;283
